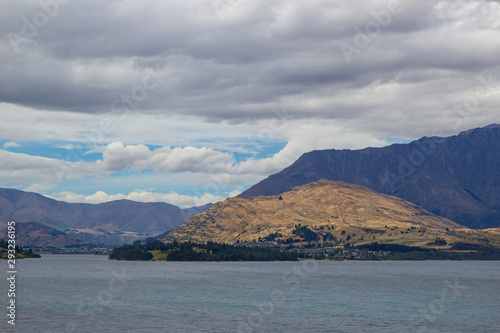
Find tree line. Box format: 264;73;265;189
0;239;41;258
109;239;298;261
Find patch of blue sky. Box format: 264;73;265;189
0;141;102;162
232;140;287;162
378;137;412;145
1;140;103;162
254;140;287;158
145;144;162;151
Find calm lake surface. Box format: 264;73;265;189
1;255;499;332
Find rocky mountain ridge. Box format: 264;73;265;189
240;124;500;229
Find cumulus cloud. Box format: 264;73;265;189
0;149;92;190
98;142;234;173
47;189;223;208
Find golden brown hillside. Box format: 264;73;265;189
164;180;499;249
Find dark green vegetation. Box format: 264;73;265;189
109;239;298;261
109;239;500;261
0;239;40;259
292;225;320;242
348;242;500;260
109;245;153;261
262;225;329;245
167;242;298;261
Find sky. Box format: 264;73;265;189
0;0;499;208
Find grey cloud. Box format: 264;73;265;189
1;0;499;138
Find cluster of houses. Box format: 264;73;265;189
235;241;392;260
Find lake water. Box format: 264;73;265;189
1;255;499;332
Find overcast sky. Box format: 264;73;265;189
1;0;499;207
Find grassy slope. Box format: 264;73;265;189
165;180;499;249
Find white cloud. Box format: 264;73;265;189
3;141;20;148
228;190;243;197
47;190;223;208
135;146;230;172
99;141;234;173
0;149;96;190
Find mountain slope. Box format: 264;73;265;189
163;180;497;249
0;222;87;248
240;124;500;229
0;188;212;245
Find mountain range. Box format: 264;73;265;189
240;124;500;229
0;188;211;246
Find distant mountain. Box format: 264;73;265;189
0;188;212;246
240;124;500;229
0;222;87;248
180;203;214;221
162;180;499;249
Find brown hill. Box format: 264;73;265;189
165;180;500;249
163;180;500;249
